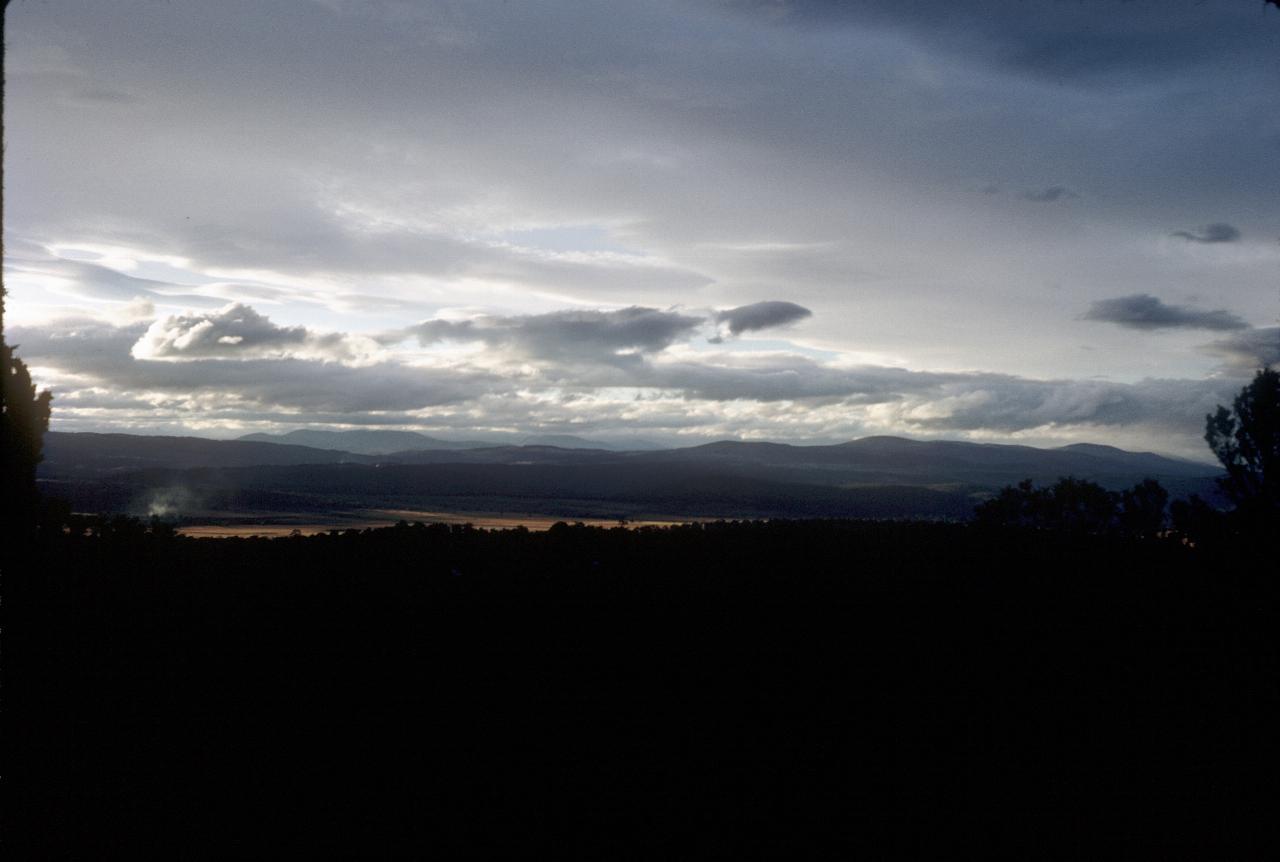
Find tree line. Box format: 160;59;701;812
975;367;1276;543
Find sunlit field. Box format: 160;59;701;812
177;509;699;537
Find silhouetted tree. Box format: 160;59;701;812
974;478;1049;529
1118;478;1169;537
1204;367;1279;522
975;476;1169;536
976;476;1116;532
1045;476;1118;534
2;290;54;546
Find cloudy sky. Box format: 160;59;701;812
5;0;1278;459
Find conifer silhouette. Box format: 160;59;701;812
1205;367;1279;522
1;289;54;546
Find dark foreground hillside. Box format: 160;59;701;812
9;521;1279;858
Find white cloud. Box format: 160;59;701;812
131;304;382;364
12;310;1249;459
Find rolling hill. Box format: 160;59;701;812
237;429;491;454
38;431;1223;523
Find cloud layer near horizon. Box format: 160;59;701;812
11;306;1256;460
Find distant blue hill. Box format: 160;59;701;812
237;429;492;455
40;432;1224;522
521;434;662;451
238;429;662;453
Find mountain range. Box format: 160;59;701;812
39;431;1223;523
236;429;660;454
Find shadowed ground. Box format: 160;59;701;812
8;520;1278;858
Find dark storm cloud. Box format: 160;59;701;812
9;317;149;364
905;375;1233;435
636;358;945;403
1083;294;1248;332
639;359;1233;440
1202;327;1280;372
408;307;705;364
1171;223;1242;244
11;319;501;414
714;301;813;336
721;0;1278;83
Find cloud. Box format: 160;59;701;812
82;216;712;301
632;356;941;403
898;375;1230;435
1083;294;1248;332
633;358;1222;440
14;317;501;414
1202;327;1280;372
1021;186;1077;203
6;255;222;306
407;306;704;364
725;0;1275;84
1171;223;1241;244
713;301;813;337
12;314;1242;459
132;303;380;363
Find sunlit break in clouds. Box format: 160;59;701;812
6;0;1279;459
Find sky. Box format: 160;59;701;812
4;0;1278;459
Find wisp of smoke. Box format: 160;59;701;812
146;487;195;519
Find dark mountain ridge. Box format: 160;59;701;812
237;429;491;454
39;431;1223;522
677;435;1211;473
236;429;662;454
44;431;1219;485
42;431;372;474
